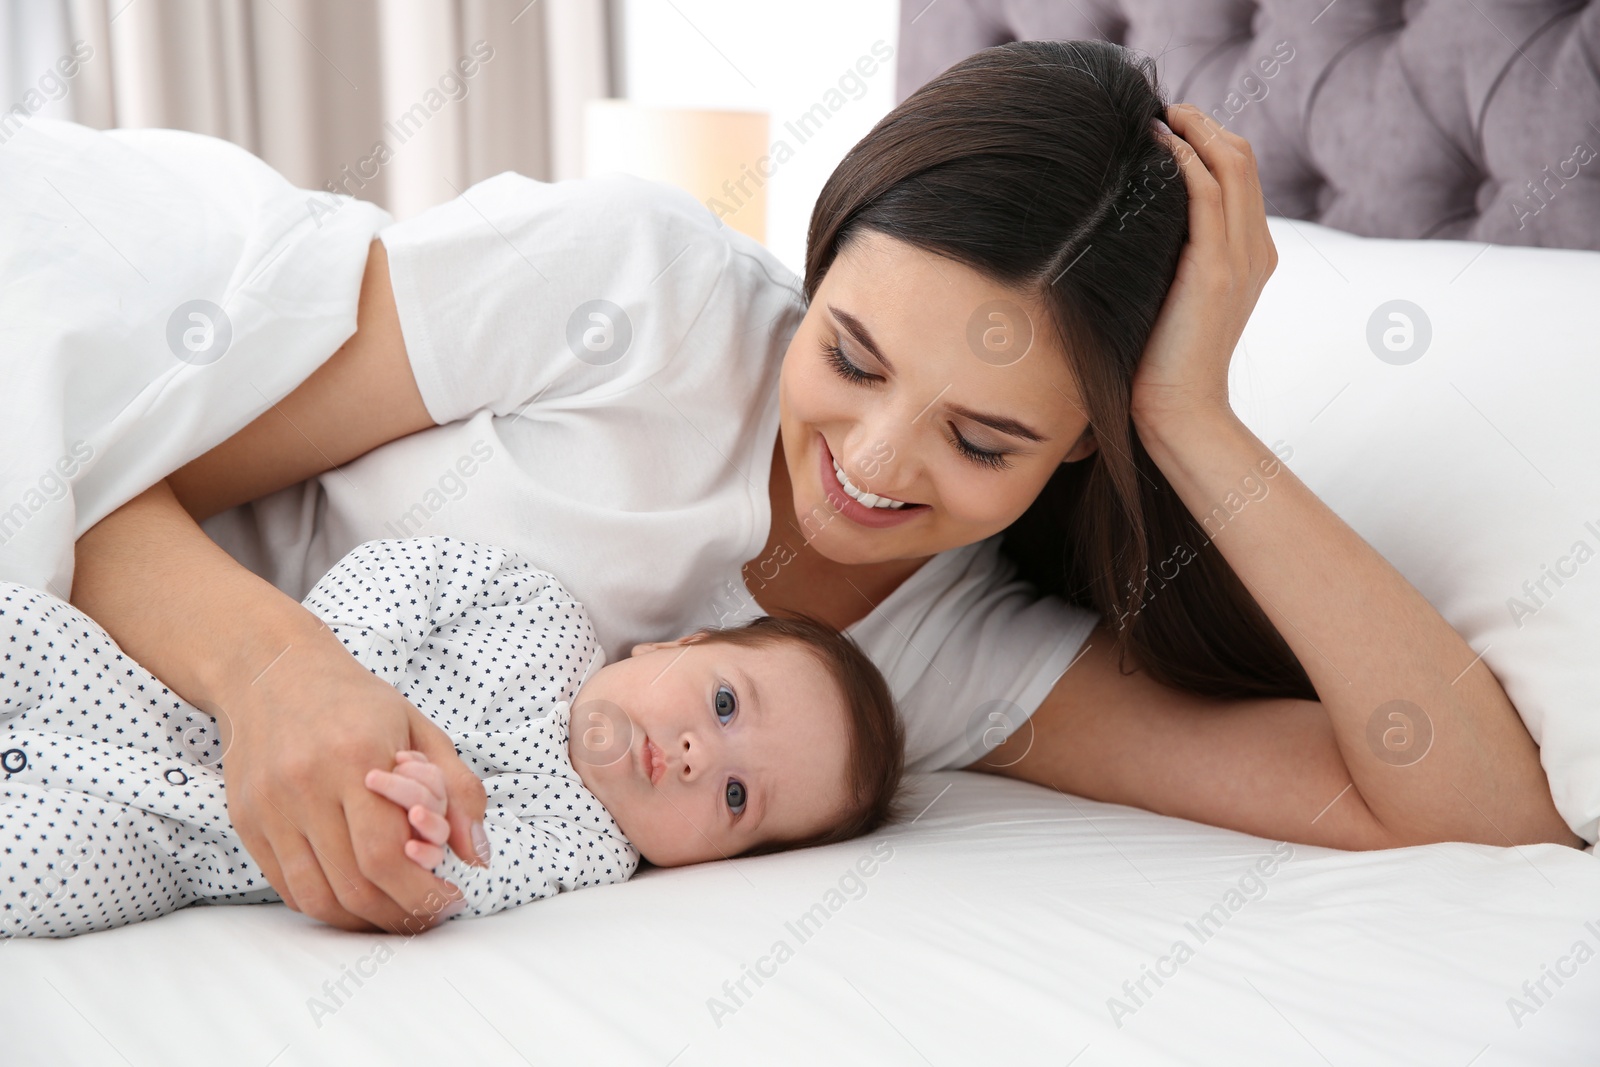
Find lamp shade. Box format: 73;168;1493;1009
581;98;770;245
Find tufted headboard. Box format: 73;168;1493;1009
895;0;1600;250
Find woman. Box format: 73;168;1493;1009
65;40;1579;936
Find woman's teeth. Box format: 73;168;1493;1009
833;458;909;509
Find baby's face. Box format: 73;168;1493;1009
567;634;853;866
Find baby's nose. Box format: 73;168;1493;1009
670;736;705;780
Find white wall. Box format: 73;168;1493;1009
619;0;901;277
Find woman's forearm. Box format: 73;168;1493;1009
1135;404;1580;848
70;477;488;931
69;478;329;718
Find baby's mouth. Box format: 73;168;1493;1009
642;736;663;786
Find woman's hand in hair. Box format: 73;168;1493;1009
1130;103;1279;427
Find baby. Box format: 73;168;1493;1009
0;536;907;937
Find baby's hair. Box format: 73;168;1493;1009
685;611;911;856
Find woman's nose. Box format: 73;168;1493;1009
841;430;911;499
851;386;931;478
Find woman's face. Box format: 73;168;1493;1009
777;229;1099;566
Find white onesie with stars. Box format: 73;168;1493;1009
0;536;639;938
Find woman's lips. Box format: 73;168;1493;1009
818;432;928;529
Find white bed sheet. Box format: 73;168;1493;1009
4;770;1597;1065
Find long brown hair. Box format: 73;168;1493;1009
804;40;1314;700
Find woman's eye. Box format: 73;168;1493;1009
948;427;1012;470
822;340;877;384
822;335;1009;469
714;684;737;724
725;778;747;815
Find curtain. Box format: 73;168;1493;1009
33;0;614;220
1;1;78;130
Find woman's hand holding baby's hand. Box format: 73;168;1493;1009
213;612;486;933
365;751;452;870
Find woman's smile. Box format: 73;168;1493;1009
831;452;911;507
818;433;929;529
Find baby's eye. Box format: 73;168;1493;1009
725;779;747;815
714;684;737;724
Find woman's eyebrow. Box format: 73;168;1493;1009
827;303;1050;444
945;403;1048;443
829;304;895;372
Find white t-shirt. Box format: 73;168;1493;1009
202;171;1099;773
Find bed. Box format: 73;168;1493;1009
7;1;1600;1063
4;768;1598;1064
6;220;1600;1065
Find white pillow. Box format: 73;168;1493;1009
1228;217;1600;844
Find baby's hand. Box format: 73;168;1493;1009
364;750;450;870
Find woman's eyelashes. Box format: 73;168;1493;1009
948;427;1012;470
822;340;875;384
820;338;1014;471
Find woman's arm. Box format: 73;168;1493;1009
977;562;1575;850
969;622;1395;849
1138;406;1577;848
971;106;1578;850
166;239;431;522
70;240;497;932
